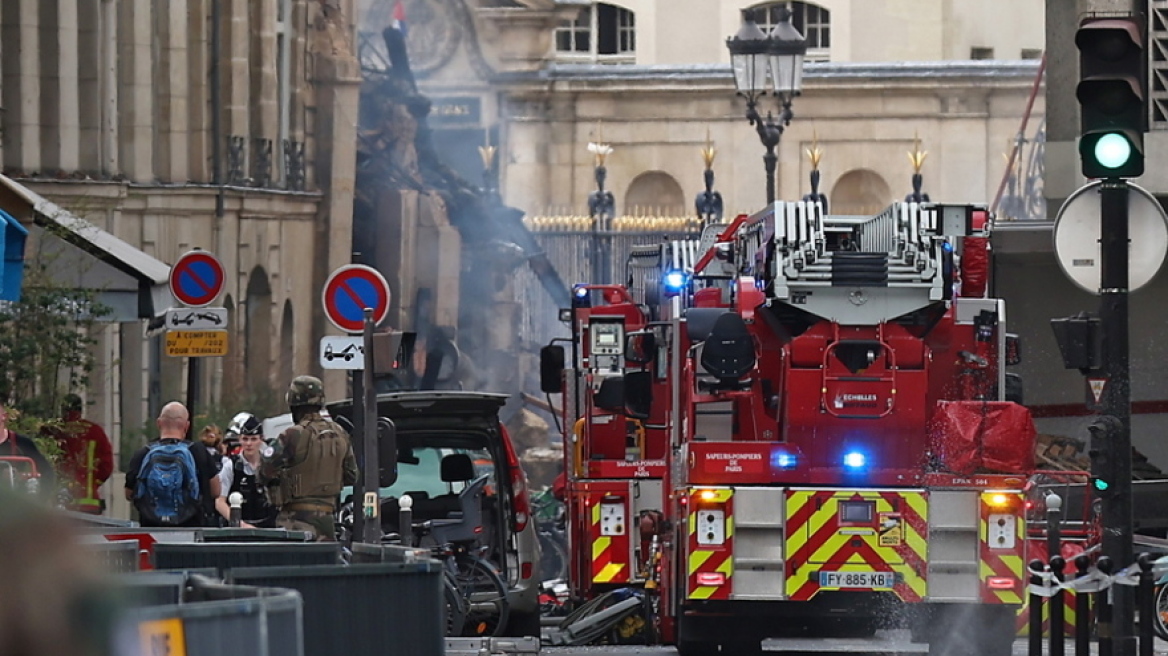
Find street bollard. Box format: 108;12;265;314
1097;556;1114;656
229;491;244;528
399;494;413;546
1138;553;1153;656
1029;558;1046;656
1046;491;1063;562
1051;556;1066;656
1074;553;1091;656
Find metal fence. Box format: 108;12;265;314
114;572;304;656
515;217;704;348
152;542;343;575
229;561;445;656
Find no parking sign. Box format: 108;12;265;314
169;250;225;308
322;264;391;334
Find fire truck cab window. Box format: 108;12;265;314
840;500;873;523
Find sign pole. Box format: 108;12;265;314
361;308;381;545
1100;179;1134;649
186;358;200;439
351;367;365;543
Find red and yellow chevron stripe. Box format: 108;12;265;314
784;489;928;602
591;498;630;583
979;492;1025;605
687;488;733;600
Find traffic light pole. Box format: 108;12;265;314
1100;179;1134;651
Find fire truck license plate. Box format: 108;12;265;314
818;571;895;588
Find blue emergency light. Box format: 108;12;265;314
843;451;867;469
772;452;797;469
663;270;688;295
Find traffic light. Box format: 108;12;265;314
1075;16;1146;178
1087;414;1123;497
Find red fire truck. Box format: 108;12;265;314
542;199;1040;656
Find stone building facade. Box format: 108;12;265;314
358;0;1046;395
0;0;362;510
368;0;1046;223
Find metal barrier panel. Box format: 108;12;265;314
198;528;315;542
115;573;304;656
229;562;444;656
118;571;191;607
153;542;341;575
82;537;140;573
349;542;432;564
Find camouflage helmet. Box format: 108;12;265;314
286;375;325;408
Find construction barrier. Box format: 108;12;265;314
199;527;315;543
114;571;304;656
79;526;317;570
153;541;342;575
229;562;445;656
349;541;432;564
82;537;141;573
1026;553;1161;656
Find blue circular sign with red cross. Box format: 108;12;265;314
322;264;392;333
169;250;225;308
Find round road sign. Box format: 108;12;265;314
170;250;225;308
1053;180;1168;294
322;264;392;333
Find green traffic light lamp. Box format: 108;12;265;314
1080;130;1142;177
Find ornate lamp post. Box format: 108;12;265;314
695;128;724;224
726;8;808;204
587;126;615;283
478;128;498;202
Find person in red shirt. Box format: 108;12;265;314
43;394;113;514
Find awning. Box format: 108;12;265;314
0;174;174;321
0;208;28;301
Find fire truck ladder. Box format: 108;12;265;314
760;201;961;324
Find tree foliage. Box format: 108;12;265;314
0;252;111;421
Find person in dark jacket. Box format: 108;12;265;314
124;402;221;527
0;404;54;500
215;413;277;528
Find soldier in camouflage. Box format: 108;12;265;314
261;375;357;541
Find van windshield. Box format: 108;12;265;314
387;444;496;499
341;438;497;501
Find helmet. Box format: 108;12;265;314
286;375;325;408
226;412;262;438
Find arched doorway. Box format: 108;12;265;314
830;169;892;215
280;300;294;386
221;295;243;397
624;171;685;216
244;267;272;391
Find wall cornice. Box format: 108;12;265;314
495;60;1043;86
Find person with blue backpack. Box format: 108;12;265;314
124;401;221;527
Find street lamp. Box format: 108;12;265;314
726;8;808;204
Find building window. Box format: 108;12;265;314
971;47;994;60
555;2;636;63
753;2;830;61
